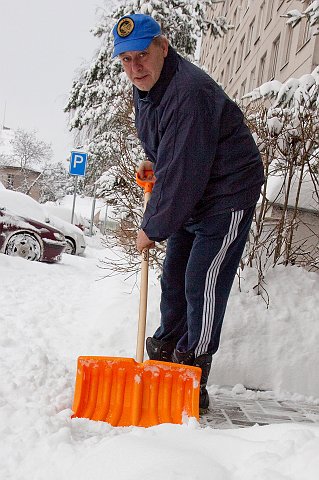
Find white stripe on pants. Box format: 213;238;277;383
195;210;244;357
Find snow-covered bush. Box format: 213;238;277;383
242;70;319;294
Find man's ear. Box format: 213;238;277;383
162;37;169;58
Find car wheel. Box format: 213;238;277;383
64;237;76;255
5;233;41;261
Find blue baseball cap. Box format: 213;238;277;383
112;14;161;58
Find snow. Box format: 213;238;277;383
1;228;319;479
259;170;319;211
55;194;106;222
0;189;48;222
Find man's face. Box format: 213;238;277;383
119;37;169;91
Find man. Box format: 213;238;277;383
112;14;264;410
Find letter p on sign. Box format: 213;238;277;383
69;151;88;176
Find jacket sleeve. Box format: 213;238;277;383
141;86;225;241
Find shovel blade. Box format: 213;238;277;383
72;356;201;427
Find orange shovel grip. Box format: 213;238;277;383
136;169;155;193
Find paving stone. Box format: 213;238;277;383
302;408;319;414
201;390;319;429
291;417;317;423
249;415;293;422
277;402;301;412
229;419;256;426
305;414;319;421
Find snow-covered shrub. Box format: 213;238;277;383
242;76;319;293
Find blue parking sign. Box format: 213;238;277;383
69;151;88;176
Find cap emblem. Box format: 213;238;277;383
117;17;135;37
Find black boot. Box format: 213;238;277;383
172;349;195;365
194;354;213;412
146;337;175;362
172;349;212;412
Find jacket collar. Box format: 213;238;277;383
134;46;179;106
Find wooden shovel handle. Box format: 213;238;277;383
136;244;149;363
136;180;153;363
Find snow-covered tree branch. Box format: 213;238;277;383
241;67;319;282
0;128;52;171
282;0;319;35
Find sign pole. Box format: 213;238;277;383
71;176;78;224
103;203;109;234
89;183;97;236
69;150;88;225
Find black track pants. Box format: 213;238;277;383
153;207;255;356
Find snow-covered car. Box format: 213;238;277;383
43;203;86;232
46;215;86;255
44;198;103;236
0;208;66;262
0;190;86;256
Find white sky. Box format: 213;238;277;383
0;0;119;165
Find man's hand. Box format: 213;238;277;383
137;160;155;180
136;229;155;253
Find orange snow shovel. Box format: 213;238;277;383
71;171;201;427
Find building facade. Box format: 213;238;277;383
0;165;42;200
200;0;319;99
0;127;42;200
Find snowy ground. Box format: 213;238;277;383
1;235;319;479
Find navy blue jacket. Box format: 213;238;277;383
134;46;264;242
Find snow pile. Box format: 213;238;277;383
212;265;319;398
56;194;105;221
258;169;319;211
1;236;319;479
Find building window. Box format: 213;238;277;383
245;18;255;57
237;35;245;71
216;42;220;63
222;0;230;16
233;8;238;30
7;174;14;189
265;0;274;27
297;5;312;50
238;0;244;23
222;31;228;53
225;58;231;85
281;24;292;67
303;17;311;44
220;69;224;85
249;66;256;91
269;35;280;79
232;48;237;78
210;54;215;73
243;0;249;16
238;0;249;21
240;78;247;98
255;1;265;43
258;53;267;85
